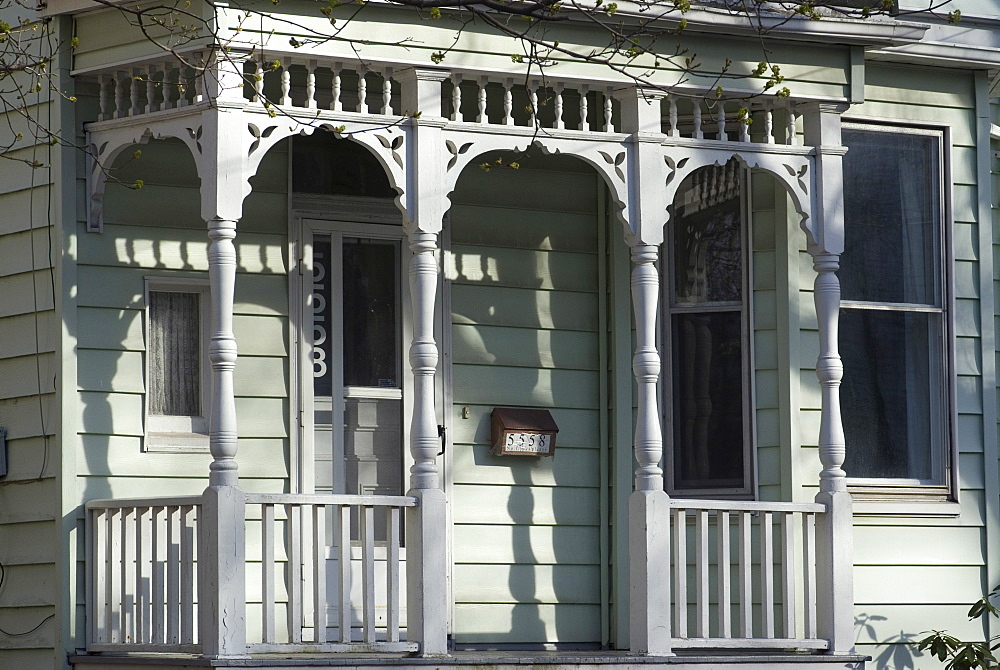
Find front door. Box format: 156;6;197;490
300;218;411;639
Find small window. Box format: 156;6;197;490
665;159;754;497
144;278;210;451
840;125;951;497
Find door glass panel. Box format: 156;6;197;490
342;240;399;388
312;232;404;541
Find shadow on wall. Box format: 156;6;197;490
855;613;923;670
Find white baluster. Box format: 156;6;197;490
250;61;263;103
668;95;679;137
554;83;564;129
357;67;369;114
331;63;343;111
673;508;687;638
717;101;728;141
190;52;205;104
306;59;317;109
129;68;141;116
529;84;539;127
695;509;709;637
451;73;462;121
280;58;292;106
361;505;376;644
262;503;275;644
145;67;156;114
313;504;327;643
718;509;732;638
738;511;752;637
786;100;797;145
739;111;750;143
115;72;127;117
502;78;514;125
761;510;775;638
579;84;589;131
98;75;111;121
603;87;613;132
692;101;703;139
782;512;796;639
765;102;775;144
382;68;393;115
477;76;487;123
162;67;176;110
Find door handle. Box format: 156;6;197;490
437;424;446;457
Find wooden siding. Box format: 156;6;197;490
0;92;59;661
448;155;605;644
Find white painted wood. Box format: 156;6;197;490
94;509;108;645
631;245;663;492
180;506;195;645
288;503;302;644
152;507;165;644
603;88;613;131
262;504;276;644
764;103;775;144
358;68;369;114
804;512;817;640
781;513;796;638
313;505;328;644
337;505;351;644
451;73;462;121
362;506;376;644
387;507;401;642
477;77;487;123
166;507;179;644
122;508;135;644
670;638;828;650
281;58;292;106
382;68;393;115
580;85;590;131
717;510;731;638
673;508;687;639
502;79;513;125
738;512;752;638
332;64;343;111
306;60;318;109
554;84;565;129
761;511;775;638
695;509;709;638
137;507;152;643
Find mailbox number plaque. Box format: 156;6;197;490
491;408;558;457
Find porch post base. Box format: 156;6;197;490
815;488;854;655
406;487;449;656
199;484;249;659
629;489;672;656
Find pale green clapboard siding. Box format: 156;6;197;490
0;86;59;660
791;65;989;653
449;155;604;644
73;138;291;521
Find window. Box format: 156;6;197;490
840;125;950;495
665;159;753;497
144;278;210;451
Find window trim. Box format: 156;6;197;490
143;276;211;453
662;161;756;499
839;121;956;501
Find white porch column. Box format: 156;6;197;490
198;105;248;659
616;87;672;656
399;67;449;656
803;102;854;655
628;243;672;656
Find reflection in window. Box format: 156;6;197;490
840;127;947;485
667;159;751;494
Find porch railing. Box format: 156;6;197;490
85;493;417;655
85;497;203;653
81;51;803;145
667;499;827;651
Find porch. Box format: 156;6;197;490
75;39;855;665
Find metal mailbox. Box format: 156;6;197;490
490;407;558;457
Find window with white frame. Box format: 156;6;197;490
840;125;951;495
144;278;210;451
665;158;754;497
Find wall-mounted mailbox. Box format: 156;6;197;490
491;408;558;457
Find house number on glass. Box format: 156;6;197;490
505;432;551;454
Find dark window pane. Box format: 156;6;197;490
292;133;395;198
149;291;200;416
841;309;938;480
672;311;745;489
841;129;940;305
673;161;743;304
343;239;398;388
